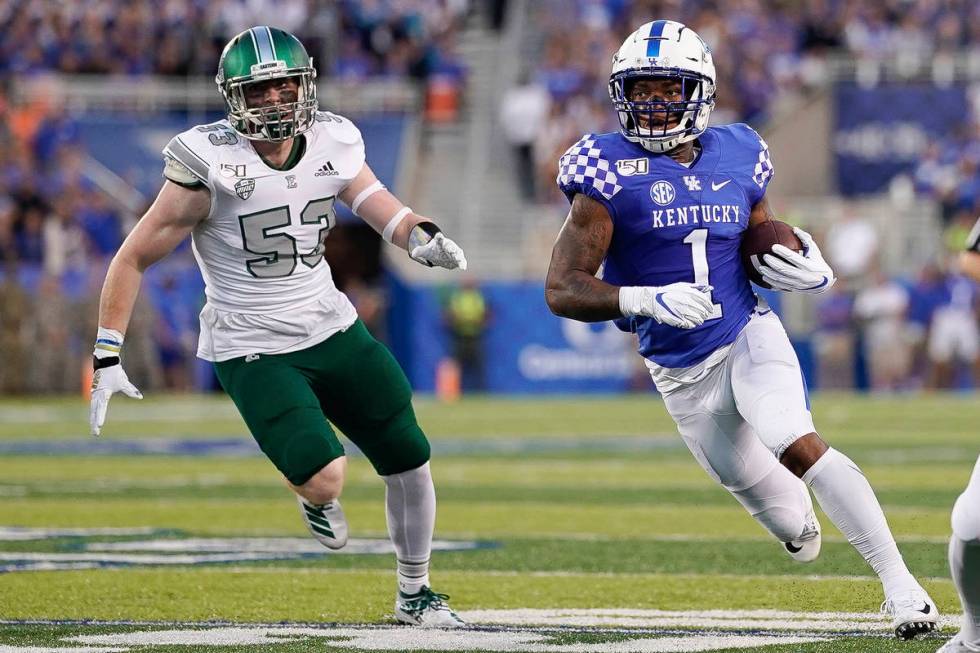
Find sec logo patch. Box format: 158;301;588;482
649;180;675;206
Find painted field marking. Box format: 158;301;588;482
0;435;681;457
0;609;959;652
0;536;486;573
66;626;825;652
465;608;963;633
0;527;163;541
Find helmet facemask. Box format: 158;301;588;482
609;68;715;154
219;63;318;142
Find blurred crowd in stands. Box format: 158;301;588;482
0;0;469;84
0;0;979;395
913;119;980;226
811;209;978;393
0;0;477;395
500;0;980;204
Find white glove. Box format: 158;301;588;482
410;232;468;270
619;283;715;329
755;227;836;294
89;362;142;436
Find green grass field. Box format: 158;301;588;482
0;393;976;652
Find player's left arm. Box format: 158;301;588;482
961;217;980;283
748;196;776;227
339;163;467;270
750;196;836;294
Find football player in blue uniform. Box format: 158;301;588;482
936;221;980;653
545;20;938;639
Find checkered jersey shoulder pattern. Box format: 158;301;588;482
557;136;622;201
743;126;774;190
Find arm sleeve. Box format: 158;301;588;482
733;123;774;206
556;135;621;222
967;216;980;253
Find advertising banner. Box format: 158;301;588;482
834;82;967;195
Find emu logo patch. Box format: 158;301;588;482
235;178;255;200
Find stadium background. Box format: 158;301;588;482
0;2;979;652
0;0;978;396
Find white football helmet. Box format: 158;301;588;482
609;20;716;153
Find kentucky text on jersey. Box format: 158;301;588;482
557;123;774;369
652;204;740;228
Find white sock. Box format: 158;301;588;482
802;448;918;597
383;461;435;595
950;456;980;645
950;536;980;645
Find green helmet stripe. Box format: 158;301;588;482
251;26;275;62
247;29;260;65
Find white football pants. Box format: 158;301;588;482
658;311;816;542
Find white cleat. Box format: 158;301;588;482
936;634;980;652
882;588;940;640
783;508;821;563
394;587;465;628
296;496;348;550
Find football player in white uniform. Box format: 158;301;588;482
89;26;465;628
937;221;980;652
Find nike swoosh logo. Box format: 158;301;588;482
784;542;803;553
804;277;829;291
917;604;931;615
711;179;732;191
654;293;681;319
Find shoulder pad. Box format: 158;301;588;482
722;123;773;190
314;111;362;145
163;155;203;186
162;122;241;184
557;134;622;201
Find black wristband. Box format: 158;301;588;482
408;222;444;267
414;221;441;238
93;356;120;370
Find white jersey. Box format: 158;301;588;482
162;111;363;362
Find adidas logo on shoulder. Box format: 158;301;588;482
315;161;339;177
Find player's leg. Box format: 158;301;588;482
660;361;814;553
213;353;348;549
730;311;937;638
939;456;980;652
312;321;462;627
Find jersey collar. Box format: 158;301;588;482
629;129;720;171
254;134;307;171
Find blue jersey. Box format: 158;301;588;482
556;124;774;368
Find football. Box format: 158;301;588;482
739;220;804;287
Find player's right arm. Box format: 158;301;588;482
90;180;210;436
99;181;209;331
545;193;620;321
545;193;713;328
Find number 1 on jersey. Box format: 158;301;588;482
683;228;723;320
